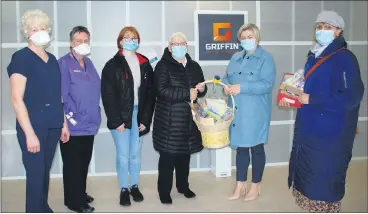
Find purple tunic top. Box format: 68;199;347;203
59;52;101;136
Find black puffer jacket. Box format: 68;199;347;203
101;50;155;136
153;48;207;154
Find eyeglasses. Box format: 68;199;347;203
123;37;139;42
170;42;187;46
315;23;334;30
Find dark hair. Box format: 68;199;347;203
69;26;90;41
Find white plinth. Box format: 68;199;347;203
210;146;232;177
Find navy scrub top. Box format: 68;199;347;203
7;47;64;130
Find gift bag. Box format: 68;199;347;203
277;47;347;108
276;70;304;108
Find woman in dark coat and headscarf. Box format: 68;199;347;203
279;11;364;212
153;32;207;204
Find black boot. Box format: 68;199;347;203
178;188;196;198
130;184;144;202
85;194;94;204
119;188;131;206
67;204;95;213
159;194;172;204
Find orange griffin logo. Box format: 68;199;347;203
213;22;232;42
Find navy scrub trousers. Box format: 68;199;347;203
7;47;65;213
17;127;61;213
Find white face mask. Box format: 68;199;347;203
30;31;51;46
73;43;91;56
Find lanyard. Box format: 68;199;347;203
71;53;87;72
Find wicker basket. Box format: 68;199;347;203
191;80;235;149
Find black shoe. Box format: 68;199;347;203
159;194;172;204
130;184;144;202
68;204;95;213
178;188;196;198
120;188;131;206
86;194;94;203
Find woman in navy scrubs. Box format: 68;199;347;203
7;9;70;213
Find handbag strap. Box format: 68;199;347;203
304;47;346;80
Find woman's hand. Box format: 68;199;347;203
278;98;291;107
190;88;198;100
139;123;146;132
299;93;310;104
228;84;241;96
196;82;205;93
224;87;230;96
117;123;125;132
26;133;41;153
60;120;70;143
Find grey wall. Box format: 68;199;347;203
1;1;367;178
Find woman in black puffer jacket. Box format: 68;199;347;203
153;32;207;204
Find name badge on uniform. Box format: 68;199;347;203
65;112;77;126
73;70;81;73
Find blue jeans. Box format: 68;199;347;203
236;143;266;183
111;105;142;188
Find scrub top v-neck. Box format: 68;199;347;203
7;47;64;130
71;53;87;72
58;52;101;136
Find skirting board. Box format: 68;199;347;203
2;156;367;181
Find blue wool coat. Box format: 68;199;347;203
223;46;276;148
288;36;365;202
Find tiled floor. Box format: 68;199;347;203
1;159;367;212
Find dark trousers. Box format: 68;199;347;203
17;127;61;213
157;152;191;196
60;135;94;208
236;143;266;183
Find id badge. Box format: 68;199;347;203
65;112;78;126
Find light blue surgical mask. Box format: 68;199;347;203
315;30;335;46
123;41;139;51
172;46;187;59
240;39;257;52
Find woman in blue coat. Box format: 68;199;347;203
279;11;364;212
223;24;276;202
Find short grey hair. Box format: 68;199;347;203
168;32;187;44
237;23;261;43
69;26;90;41
21;9;52;39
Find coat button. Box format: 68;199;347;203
235;106;238;110
233;124;235;127
45;104;50;107
239;72;242;75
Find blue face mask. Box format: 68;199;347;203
316;30;335;46
171;46;187;59
123;41;139;51
241;39;257;52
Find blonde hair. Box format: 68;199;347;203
237;23;261;43
21;9;52;39
168;32;187;44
